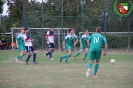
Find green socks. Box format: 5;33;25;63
17;55;22;60
61;55;67;58
65;54;70;62
83;53;88;59
88;63;92;69
61;54;71;62
74;52;80;57
94;64;99;76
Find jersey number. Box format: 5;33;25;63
93;37;99;43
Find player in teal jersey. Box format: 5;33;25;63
74;29;89;60
15;27;26;63
60;28;78;64
86;27;108;78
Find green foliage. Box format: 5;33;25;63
106;34;133;48
0;0;3;13
1;0;133;33
0;35;13;44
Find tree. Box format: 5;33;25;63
7;0;24;26
0;0;3;13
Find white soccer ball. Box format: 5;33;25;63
110;59;116;64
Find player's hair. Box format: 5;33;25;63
84;29;88;32
96;27;102;33
68;28;73;33
20;27;24;30
24;28;29;30
50;26;54;28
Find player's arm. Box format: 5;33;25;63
46;31;50;43
16;38;19;48
103;37;108;56
46;35;50;43
87;40;90;48
24;37;34;42
63;40;66;49
15;35;20;48
103;44;108;56
74;36;79;45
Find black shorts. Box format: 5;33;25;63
47;43;55;48
25;46;36;53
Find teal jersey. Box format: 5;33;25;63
16;33;25;44
64;34;78;47
88;32;107;51
80;34;89;46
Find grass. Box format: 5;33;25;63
0;50;133;88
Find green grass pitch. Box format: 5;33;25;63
0;50;133;88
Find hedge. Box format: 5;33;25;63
105;34;133;48
0;34;133;49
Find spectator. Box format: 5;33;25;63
1;38;7;50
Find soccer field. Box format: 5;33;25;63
0;50;133;88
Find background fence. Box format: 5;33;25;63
21;0;133;51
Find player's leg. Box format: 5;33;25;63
74;49;83;60
64;50;72;64
83;47;89;60
45;43;53;60
86;51;95;77
33;49;37;64
15;44;26;63
25;46;31;65
19;45;26;63
60;46;72;63
49;43;54;60
93;51;102;78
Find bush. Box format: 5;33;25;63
105;34;133;48
0;35;13;44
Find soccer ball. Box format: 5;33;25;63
110;59;116;64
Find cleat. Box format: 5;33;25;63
86;72;89;77
93;76;98;78
44;54;47;59
15;57;19;62
64;62;68;64
60;57;62;62
74;56;76;60
33;62;38;64
86;70;90;77
25;62;28;65
18;61;23;63
50;58;54;60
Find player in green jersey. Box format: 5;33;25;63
15;27;26;63
86;27;108;78
74;29;89;60
60;28;78;64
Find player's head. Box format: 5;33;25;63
84;29;88;34
20;27;25;34
68;28;74;35
24;28;29;34
50;26;54;31
96;27;102;33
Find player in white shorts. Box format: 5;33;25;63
44;26;55;60
24;28;37;65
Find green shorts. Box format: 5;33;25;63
80;45;88;50
89;51;102;60
18;44;26;51
66;45;73;51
